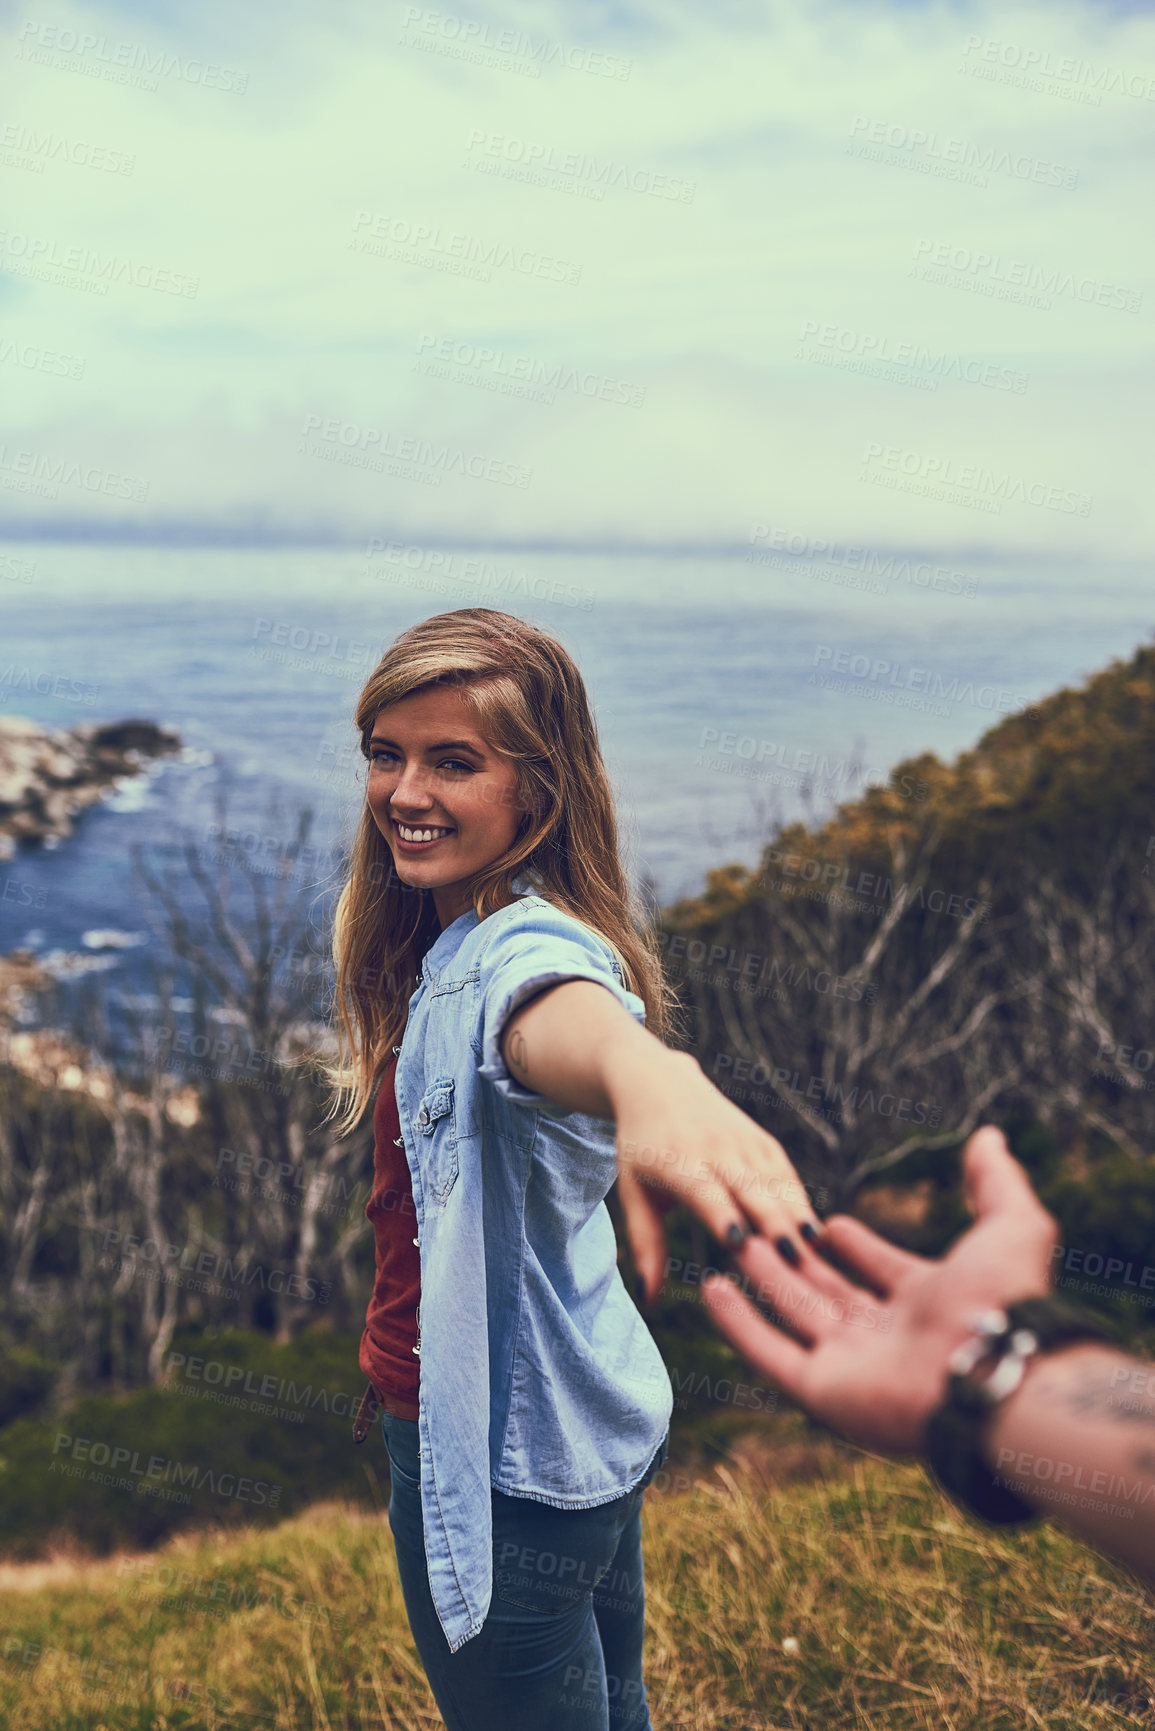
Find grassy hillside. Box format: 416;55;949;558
653;640;1155;1244
0;1314;796;1562
666;638;1155;932
0;1444;1151;1730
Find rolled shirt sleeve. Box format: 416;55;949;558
476;898;646;1116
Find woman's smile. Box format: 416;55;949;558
392;819;456;851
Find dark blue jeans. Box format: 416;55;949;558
381;1410;668;1731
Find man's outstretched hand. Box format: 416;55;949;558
702;1126;1058;1455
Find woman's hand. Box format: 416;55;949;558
497;978;821;1303
700;1126;1058;1453
609;1049;823;1304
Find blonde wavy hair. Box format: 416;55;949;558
327;608;679;1131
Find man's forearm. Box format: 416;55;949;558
982;1342;1155;1588
500;978;683;1117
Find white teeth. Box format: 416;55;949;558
397;823;452;842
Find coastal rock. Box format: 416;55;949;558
0;716;181;859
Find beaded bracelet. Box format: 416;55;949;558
924;1294;1117;1525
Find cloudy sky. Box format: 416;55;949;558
1;0;1152;557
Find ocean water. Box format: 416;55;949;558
1;540;1152;1012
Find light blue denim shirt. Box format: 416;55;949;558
393;891;673;1653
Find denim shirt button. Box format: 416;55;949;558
417;1106;430;1125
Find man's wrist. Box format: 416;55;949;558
978;1340;1108;1481
924;1299;1117;1525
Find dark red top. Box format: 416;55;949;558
359;1056;421;1409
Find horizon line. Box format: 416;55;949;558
0;518;1115;568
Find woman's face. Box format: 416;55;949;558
366;684;528;928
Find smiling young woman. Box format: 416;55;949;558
363;682;528;928
326;608;819;1731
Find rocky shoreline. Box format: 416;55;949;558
0;716;181;860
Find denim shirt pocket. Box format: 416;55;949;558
415;1077;459;1204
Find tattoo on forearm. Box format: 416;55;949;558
508;1026;530;1081
1036;1362;1155;1434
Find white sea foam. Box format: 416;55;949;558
81;929;149;950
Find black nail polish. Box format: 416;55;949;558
799;1222;820;1245
775;1234;801;1267
725;1222;748;1248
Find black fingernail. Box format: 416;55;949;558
725;1222;748;1248
775;1235;801;1267
799;1222;820;1245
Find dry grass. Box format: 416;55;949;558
0;1457;1152;1730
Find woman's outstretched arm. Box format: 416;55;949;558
500;979;823;1298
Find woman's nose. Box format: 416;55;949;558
390;767;435;808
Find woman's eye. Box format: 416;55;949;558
366;752;472;772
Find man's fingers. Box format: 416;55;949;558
963;1126;1050;1224
818;1215;925;1297
726;1234;871;1349
702;1272;812;1391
